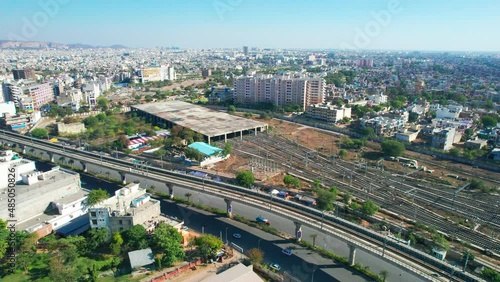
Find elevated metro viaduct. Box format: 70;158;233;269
131;101;268;144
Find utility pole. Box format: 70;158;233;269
463;249;470;272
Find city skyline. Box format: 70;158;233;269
1;0;499;52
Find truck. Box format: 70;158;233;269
256;216;270;225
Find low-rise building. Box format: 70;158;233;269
464;138;487;150
306;103;351;123
88;183;161;233
487;148;500;161
431;127;460;151
208;87;234;105
368;93;387;105
359;116;406;136
0;101;16;117
0;111;41;130
395;130;420;143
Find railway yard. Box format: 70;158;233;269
212;118;500;259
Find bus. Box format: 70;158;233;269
396;157;418;167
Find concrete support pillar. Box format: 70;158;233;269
254;128;257;136
240;130;243;140
224;134;227;143
224;199;233;218
119;172;127;185
167;183;174;199
48;153;54;163
208;136;210;145
80;161;87;172
21;145;26;154
349;244;357;266
294;222;303;242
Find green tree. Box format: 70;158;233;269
312;179;321;189
185;192;193;202
86;188;110;207
110;232;123;256
194;234;223;262
246;248;264;265
360;127;375;137
338;149;348;159
236;170;255;187
228;105;236;113
361;201;380;216
86;227;110;251
83;116;99;128
97;97;108;111
0;219;10;259
151;223;185;267
481;115;498;128
185;147;204;162
31;128;49;139
123;225;148;251
381;140;405;157
316;190;336;211
432;233;450;251
448;147;461;157
222;142;232;156
145;95;153;102
283;175;300;188
408;112;419;123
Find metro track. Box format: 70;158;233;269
0;130;481;282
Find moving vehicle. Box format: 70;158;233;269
282;248;292;256
269;263;281;272
256;216;270;225
232;233;241;239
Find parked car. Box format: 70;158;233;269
233;233;241;239
269;263;281;272
282;249;292;256
256;216;270;225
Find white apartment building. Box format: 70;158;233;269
88;183;161;233
431;127;460;151
57;88;83;111
436;105;463;120
82;82;101;108
140;65;176;83
0;101;16;117
3;80;54;110
306;103;351;123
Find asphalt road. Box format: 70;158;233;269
36;160;424;282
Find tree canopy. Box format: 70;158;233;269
481;115;498;128
194;234;223;261
246;248;264;265
283;175;300;188
380;140;405;157
316;189;337;211
122;225;148;251
87;188;110;207
236;170;255;187
151;223;185;267
361;201;380;216
31;128;48;139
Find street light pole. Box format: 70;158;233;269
258;239;262;250
225;227;228;245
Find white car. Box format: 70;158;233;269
282;249;292;256
269;263;281;272
233;233;241;239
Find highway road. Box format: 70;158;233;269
1;131;477;281
36;160;423;281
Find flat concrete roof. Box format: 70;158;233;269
132;101;268;138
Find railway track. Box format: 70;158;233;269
233;133;500;251
0;130;480;281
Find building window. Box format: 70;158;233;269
90;212;96;217
119;220;123;225
92;220;97;225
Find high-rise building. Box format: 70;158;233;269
243;46;249;56
12;68;36;80
234;74;325;111
140;65;175;82
3;80;54;110
201;68;212;78
358;59;373;68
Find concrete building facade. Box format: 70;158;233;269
306;103;351;123
431;127;459;151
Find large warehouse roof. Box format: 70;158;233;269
132;101;268;137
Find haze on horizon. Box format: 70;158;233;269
2;0;500;52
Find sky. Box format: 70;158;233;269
1;0;500;51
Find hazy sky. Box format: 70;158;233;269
2;0;499;51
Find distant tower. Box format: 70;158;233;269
243;46;249;56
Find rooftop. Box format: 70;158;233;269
128;248;155;269
201;263;263;282
132;101;268;137
188;142;223;156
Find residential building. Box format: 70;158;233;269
359;116;406;136
128;248;155;270
208;87;233;104
88;183;161;233
3;80;54;110
436;105;463;120
57;88;83;111
487;148;500;161
368;93;387;105
395;129;420;143
201;263;264;282
0;163;87;238
306;103;351;123
82;82;101;108
358;59;373;67
0;101;16;117
12;68;36;80
140;65;176;82
234;74;325;111
202;68;212;78
464;139;487;150
0;111;41;130
243;46;249;56
431;127;460;151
